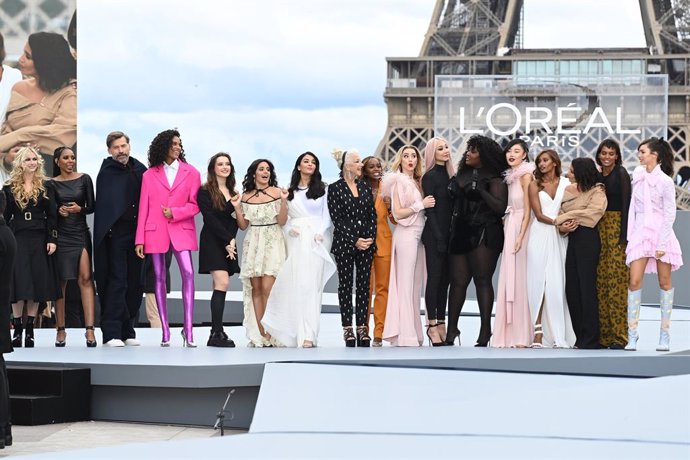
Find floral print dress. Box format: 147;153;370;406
240;199;287;347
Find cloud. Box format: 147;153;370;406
523;0;645;48
78;0;431;111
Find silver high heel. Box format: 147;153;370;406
181;330;197;348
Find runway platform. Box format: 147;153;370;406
19;361;690;459
6;301;689;432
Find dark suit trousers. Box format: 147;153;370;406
100;221;143;342
565;226;601;349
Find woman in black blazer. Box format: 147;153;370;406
197;153;241;347
327;148;377;347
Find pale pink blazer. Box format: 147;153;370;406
135;162;201;253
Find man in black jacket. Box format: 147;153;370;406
0;191;16;448
94;131;147;347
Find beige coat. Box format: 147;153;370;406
0;84;76;155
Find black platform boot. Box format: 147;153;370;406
11;318;22;348
24;316;35;348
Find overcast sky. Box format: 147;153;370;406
78;0;646;183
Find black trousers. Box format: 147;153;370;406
334;250;374;328
100;221;143;342
565;226;601;349
424;250;449;321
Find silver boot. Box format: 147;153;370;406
624;289;642;351
656;288;673;352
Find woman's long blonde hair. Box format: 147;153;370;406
9;147;47;209
390;145;423;183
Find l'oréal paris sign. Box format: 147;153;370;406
434;75;668;167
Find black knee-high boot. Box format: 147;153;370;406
11;318;22;349
24;316;35;348
207;290;235;348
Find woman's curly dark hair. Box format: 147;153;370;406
288;152;326;200
458;135;509;175
242;159;278;192
595;139;622;167
147;129;186;167
28;32;76;93
571;157;602;192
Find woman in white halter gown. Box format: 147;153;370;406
527;173;576;348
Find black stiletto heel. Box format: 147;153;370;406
445;331;460;346
85;326;97;348
475;332;491;347
426;324;445;347
55;326;66;347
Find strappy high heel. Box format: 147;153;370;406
436;320;447;342
426;324;445;347
343;327;356;347
356;326;371;347
531;324;544;349
55;326;66;347
85;326;97;348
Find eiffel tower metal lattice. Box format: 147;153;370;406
376;0;690;210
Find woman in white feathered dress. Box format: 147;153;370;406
262;152;335;348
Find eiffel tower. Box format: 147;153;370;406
375;0;690;190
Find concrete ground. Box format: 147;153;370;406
0;421;245;457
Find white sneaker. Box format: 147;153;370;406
104;339;125;347
124;338;141;346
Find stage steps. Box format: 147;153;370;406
7;365;91;425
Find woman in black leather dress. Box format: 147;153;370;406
51;146;97;347
446;135;508;346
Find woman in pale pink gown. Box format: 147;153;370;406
381;145;435;347
492;139;535;348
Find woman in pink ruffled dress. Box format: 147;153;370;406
381;145;435;347
625;137;683;352
492;139;535;348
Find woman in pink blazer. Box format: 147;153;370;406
135;129;201;347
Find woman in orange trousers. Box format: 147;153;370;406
362;156;394;347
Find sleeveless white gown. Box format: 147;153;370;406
526;178;576;348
